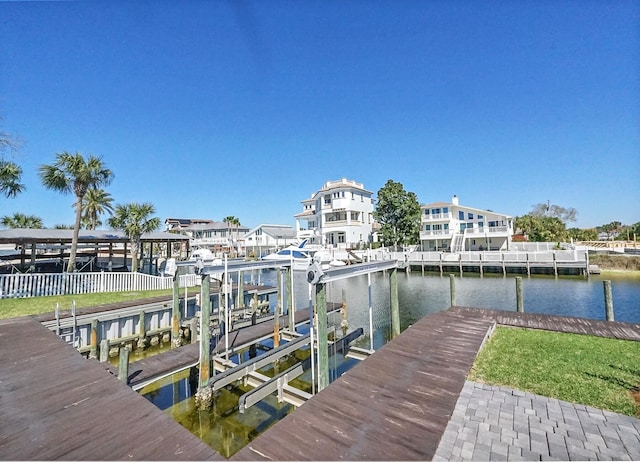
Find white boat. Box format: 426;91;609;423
262;240;314;270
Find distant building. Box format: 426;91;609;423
420;195;514;252
295;178;375;249
243;224;298;257
165;218;249;255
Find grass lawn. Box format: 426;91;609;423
469;326;640;417
0;289;179;319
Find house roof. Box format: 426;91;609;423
0;228;189;245
246;224;296;240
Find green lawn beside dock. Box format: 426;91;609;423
469;326;640;417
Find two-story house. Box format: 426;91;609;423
165;218;249;255
420;195;513;252
295;179;375;249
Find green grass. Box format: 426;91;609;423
469;326;640;417
0;289;178;319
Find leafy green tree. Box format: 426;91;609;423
567;227;597;241
81;188;114;230
373;180;421;250
515;214;568;242
223;216;240;255
39;152;113;272
598;221;622;240
108;202;160;272
1;212;43;229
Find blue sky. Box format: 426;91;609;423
1;0;638;230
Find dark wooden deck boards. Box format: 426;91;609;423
449;306;640;341
0;316;223;461
232;309;495;461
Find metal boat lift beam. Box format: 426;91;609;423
176;259;292;275
238;362;304;414
208;333;310;391
320;260;399;283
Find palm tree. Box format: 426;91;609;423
223;216;239;255
81;188;114;230
1;212;43;229
0;160;25;198
39;152;113;272
108;202;160;272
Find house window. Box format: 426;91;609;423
432;208;441;215
468;212;474;220
459;211;465;220
444;224;449;231
433;224;442;231
478;214;484;220
478;222;484;229
324;195;331;205
424;209;430;216
425;225;431;231
443;207;449;214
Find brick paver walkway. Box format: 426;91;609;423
434;381;640;461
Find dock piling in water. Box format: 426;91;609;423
450;274;456;307
604;280;614;321
516;277;524;312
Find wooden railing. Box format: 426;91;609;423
0;272;199;299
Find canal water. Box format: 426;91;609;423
141;269;640;457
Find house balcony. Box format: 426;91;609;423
323;220;349;228
422;212;452;222
420;230;452;240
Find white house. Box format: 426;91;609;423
295;178;375;249
243;224;298;257
165;218;249;255
420;195;514;252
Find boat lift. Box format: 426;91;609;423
176;256;400;408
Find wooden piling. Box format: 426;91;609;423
516;277;524;312
171;274;180;348
117;347;130;383
449;273;456;307
199;275;211;388
390;267;400;339
604;280;614;321
99;339;109;362
189;317;198;344
286;267;295;332
89;319;98;359
315;282;329;392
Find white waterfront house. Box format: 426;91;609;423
295;178;375;249
243;224;298;257
420;195;514;252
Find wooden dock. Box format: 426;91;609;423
3;303;639;460
0;315;222;460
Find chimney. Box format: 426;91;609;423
452;195;459;205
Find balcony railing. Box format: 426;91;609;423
422;212;452;221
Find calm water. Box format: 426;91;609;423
142;269;640;456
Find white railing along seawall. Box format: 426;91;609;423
0;272;199;299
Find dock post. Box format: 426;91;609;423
439;252;443;276
516;277;524;312
138;310;146;338
316;282;329;392
341;288;348;336
99;339;109;362
449;273;456;307
117;347;130;383
553;251;558;277
502;252;506;276
89;319;98;359
287;266;295;332
604;280;614;321
479;253;483;278
171;274;180;348
585;251;590;279
274;269;282;348
237;271;244;308
526;253;530;277
199;275;211;388
390;267;400;339
190;316;198;344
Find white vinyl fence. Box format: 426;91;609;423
0;272;199;299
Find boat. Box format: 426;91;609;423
261;240;313;270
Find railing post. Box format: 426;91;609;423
99;339;109;362
516;277;524;312
603;280;614;321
